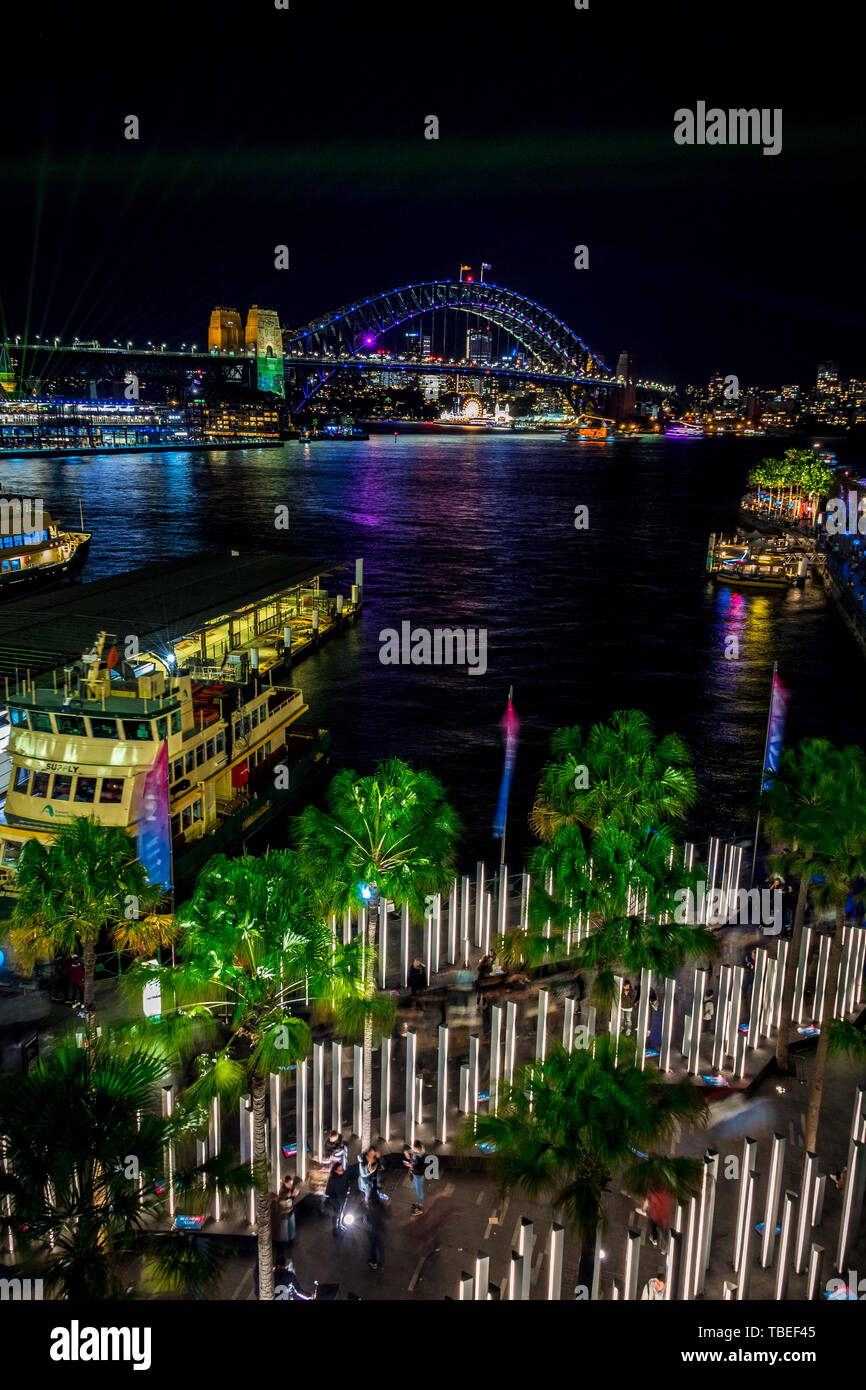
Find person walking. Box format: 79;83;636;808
320;1130;348;1213
703;989;715;1030
326;1160;351;1235
644;1188;675;1253
67;955;85;1008
455;960;474;1016
276;1174;300;1247
358;1147;386;1205
621;980;634;1036
365;1188;388;1270
402;1140;426;1214
408;957;428;1009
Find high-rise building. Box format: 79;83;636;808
208;307;244;355
616;351;635;383
245;306;285;397
615;351;636;417
817;360;839;383
467;329;492;363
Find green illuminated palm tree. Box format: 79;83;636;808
0;1038;248;1300
294;759;459;1149
458;1040;706;1291
146;848;357;1301
6;817;168;1036
529;710;697;843
502;821;714;1030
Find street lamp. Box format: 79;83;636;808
126;341;132;350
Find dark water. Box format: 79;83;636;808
3;435;862;870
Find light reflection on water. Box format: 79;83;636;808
1;435;860;866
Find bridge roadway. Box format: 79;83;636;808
6;342;672;394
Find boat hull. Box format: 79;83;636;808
0;535;91;598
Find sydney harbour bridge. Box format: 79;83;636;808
3;278;672;413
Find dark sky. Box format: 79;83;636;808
2;0;864;387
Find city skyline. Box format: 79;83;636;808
2;0;865;388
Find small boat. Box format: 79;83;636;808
666;421;705;438
0;502;91;597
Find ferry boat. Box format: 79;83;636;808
561;414;613;442
665;421;705;439
0;503;91;596
706;535;806;590
0;631;332;898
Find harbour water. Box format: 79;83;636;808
2;433;861;869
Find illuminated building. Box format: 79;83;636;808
467;329;492;363
208;307;244;355
245;306;285;398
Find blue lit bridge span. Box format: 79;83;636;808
4;279;675;404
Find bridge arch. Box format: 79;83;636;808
285;280;610;378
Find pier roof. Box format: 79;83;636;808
0;550;344;679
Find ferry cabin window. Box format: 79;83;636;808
56;713;86;736
13;767;30;793
192;799;203;821
205;738;215;761
155;717;169;741
8;707;25;726
215;731;225;754
181;805;192;830
264;741;271;757
171;814;181;838
89;716;119;739
100;779;124;804
31;772;50;797
185;751;195;774
29;711;54;733
74;776;97;803
195;744;205;767
172;758;183;783
251;707;259;729
2;841;22;866
260;703;268;723
10;559;21;571
53;774;72;801
122;720;152;741
170;712;182;735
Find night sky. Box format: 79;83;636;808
2;0;864;387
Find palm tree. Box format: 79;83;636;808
529;710;697;843
502;821;714;1031
457;1040;706;1293
795;755;866;1152
0;1038;248;1300
152;848;355;1302
763;739;839;1072
294;759;459;1151
6;817;169;1037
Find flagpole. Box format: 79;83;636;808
750;660;778;887
500;685;513;867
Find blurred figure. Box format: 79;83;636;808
641;1274;666;1300
402;1139;426;1214
621;980;634;1035
358;1146;386;1205
365;1188;389;1270
408;957;428;1008
326;1160;351;1235
455;961;474;1015
320;1130;348;1213
644;1187;675;1252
